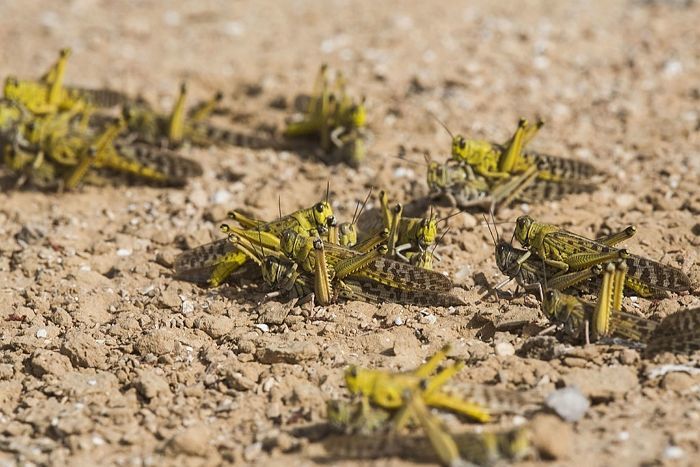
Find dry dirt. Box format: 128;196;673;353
1;0;700;466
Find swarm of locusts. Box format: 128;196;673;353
4;50;699;465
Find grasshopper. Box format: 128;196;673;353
231;226;462;306
284;64;369;166
173;199;335;286
344;345;490;424
427;117;601;211
488;218;651;298
122;82;274;149
324;398;531;466
514;215;691;298
426;152;597;213
541;262;660;344
446;117;601;183
274;228;463;305
379;190;440;269
1;104;202;189
645;307;700;356
3;48;129;117
226;230;394;306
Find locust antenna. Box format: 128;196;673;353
437;209;463;225
482;214;497;247
490;211;500;242
394;155;428;168
431;226;450;257
278;196;282;220
325;180;330;203
353;187;373;225
430;113;455;139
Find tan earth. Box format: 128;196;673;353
1;0;700;465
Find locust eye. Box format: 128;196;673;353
545;290;555;300
458;137;466;150
315;203;325;213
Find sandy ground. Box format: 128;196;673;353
1;0;700;465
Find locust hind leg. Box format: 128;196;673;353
64;119;125;189
596;226;637;247
189;91;223;122
44;48;71;106
564;248;629;271
393;389;464;467
488;164;540;212
498;118;529;173
167;82;188;145
387;204;403;257
591;263;616;341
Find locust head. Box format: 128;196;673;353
338;222;357;247
495;240;520;277
344;365;372;395
541;289;562;320
417;218;438;247
3;76;21;101
514;215;535;246
310;201;335;233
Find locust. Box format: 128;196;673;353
426;117;601;211
426;152;597;213
122;82;274;149
341;345;505;466
379;190;441;269
324;399;531;466
488;219;646;299
1;103;202;189
274;228;463;305
173;199;336;286
345;344;490;423
3;48;129;117
284;64;369;167
224;230;400;306
228;226;463;306
446;117;601;184
514;215;691;298
541;262;660;344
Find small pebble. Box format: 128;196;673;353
116;248;132;257
545;386;590;422
212;189;232;205
419;312;437;325
36;328;48;339
663;445;684;460
494;342;515;357
255;323;270;333
243;442;262;461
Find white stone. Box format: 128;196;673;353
494;342;515;357
545;386;590;422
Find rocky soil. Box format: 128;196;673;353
1;0;699;466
